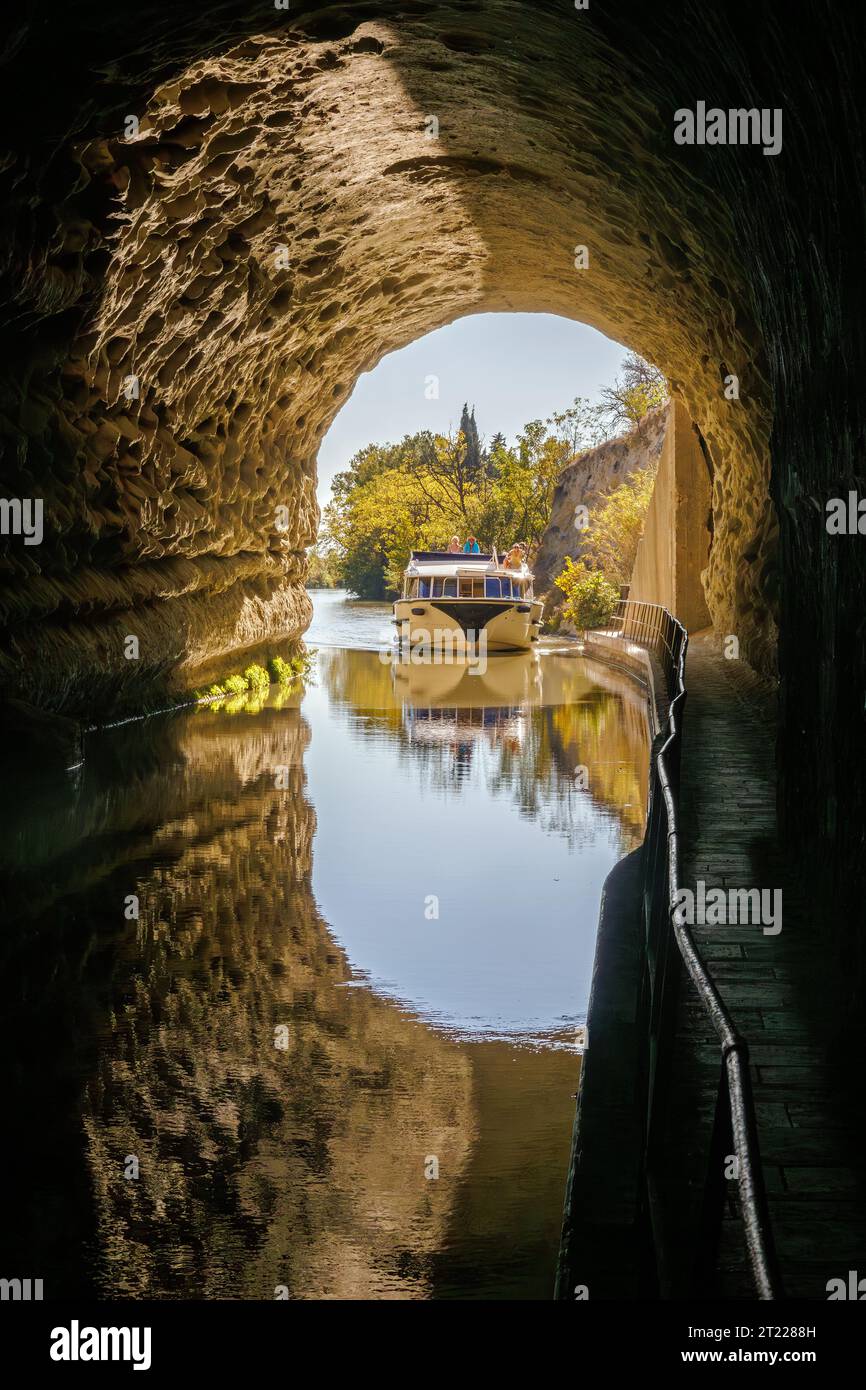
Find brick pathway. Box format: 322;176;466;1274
659;634;866;1299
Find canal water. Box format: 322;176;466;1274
0;590;649;1301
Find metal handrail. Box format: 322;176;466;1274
607;600;784;1300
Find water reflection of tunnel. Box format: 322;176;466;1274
0;8;863;975
0;705;476;1298
0;652;646;1298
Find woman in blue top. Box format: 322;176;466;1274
463;535;480;553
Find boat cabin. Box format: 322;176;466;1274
401;550;534;601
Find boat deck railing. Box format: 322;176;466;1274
409;549;494;563
607;599;784;1300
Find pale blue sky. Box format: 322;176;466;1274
315;312;627;508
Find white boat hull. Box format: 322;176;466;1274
393;596;544;653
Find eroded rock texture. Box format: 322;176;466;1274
0;3;864;968
3;0;779;716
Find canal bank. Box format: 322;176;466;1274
558;625;866;1300
659;635;866;1300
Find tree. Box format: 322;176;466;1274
306;540;341;588
403;428;477;526
323;437;445;598
459;403;482;478
594;353;668;435
546;395;607;458
469;420;570;555
485;430;506;480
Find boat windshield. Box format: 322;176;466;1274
402;568;533;600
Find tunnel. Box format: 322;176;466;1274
0;6;864;973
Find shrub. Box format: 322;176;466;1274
297;647;317;678
206;684;225;699
223;673;248;696
554;559;620;631
268;655;294;685
244;663;271;694
269;650;316;684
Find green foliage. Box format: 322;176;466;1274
555;561;620;631
267;654;303;686
296;648;317;683
243;663;271;694
321;364;666;600
546;396;608;455
268;649;316;685
472;419;569;556
268;655;293;685
324;438;440;598
459;402;483;477
306;541;341;588
545;608;562;633
594;352;668;435
580;466;657;586
194;683;226;702
196;649;314;714
322;416;577;598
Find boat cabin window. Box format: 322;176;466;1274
459;576;485;598
409;574;459;598
433;577;457;597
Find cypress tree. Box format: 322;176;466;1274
459;402;482;478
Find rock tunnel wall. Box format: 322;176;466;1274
2;0;780;718
628;398;713;633
1;2;864;969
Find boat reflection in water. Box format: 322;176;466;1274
0;631;649;1302
394;651;542;775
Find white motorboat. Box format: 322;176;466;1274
393;549;544;653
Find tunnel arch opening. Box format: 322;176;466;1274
311;309;674;612
3;2;864;992
0;7;780;720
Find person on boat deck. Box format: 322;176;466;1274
505;542;525;568
463;535;481;553
447;535;462;553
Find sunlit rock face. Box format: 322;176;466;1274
1;3;864;954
